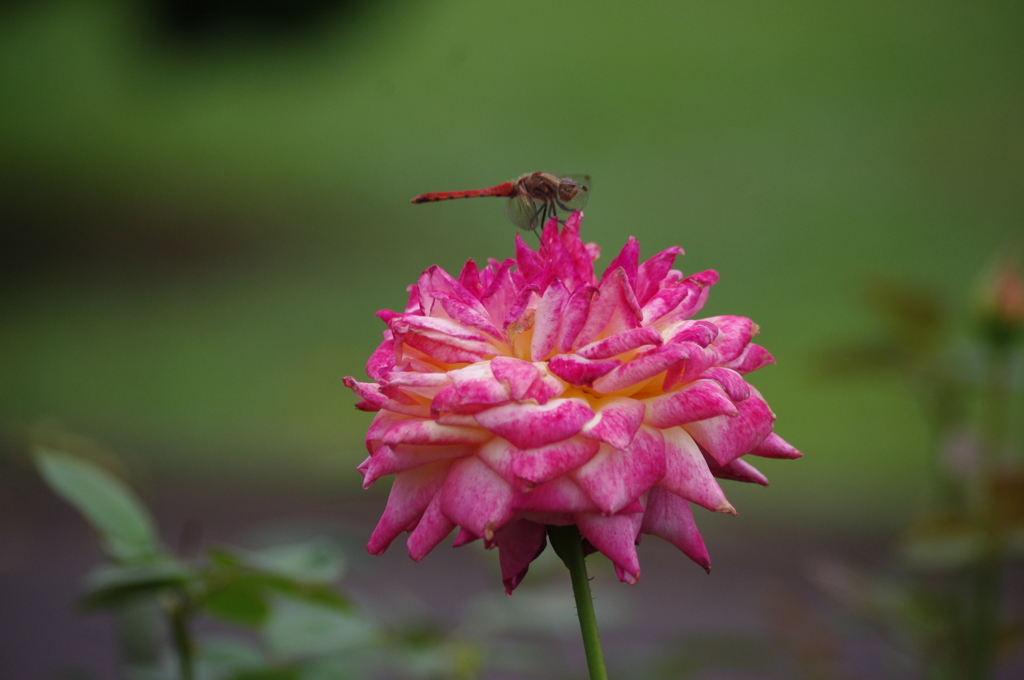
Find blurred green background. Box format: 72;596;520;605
2;0;1021;529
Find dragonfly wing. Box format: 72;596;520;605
505;194;540;232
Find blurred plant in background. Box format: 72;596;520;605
814;252;1024;679
34;448;483;680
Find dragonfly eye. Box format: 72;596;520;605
557;178;578;202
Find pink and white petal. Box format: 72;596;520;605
457;259;483;299
747;432;802;459
446;363;512;406
560;212;598;286
725;344;775;374
641;487;710;572
503;285;540;334
366;332;397;381
404;284;421;314
591;344;689;393
366;410;411;452
664;320;719;348
344;377;387;412
439;456;517;540
683;390;775;466
495;520;548;595
575;511;643;585
480;259;518;324
702;367;751;402
419;264;491;316
704;453;770;486
659;427;734;514
432;292;504;339
547;354;621;386
514;233;546;283
512;476;602;513
476;437;520;488
359;443;476;488
531;279;570;361
490;356;542;401
540;218;584;291
575;268;642;348
556;285;598;353
579;397;646;450
572;427;666;515
367;460;452;556
383;418;493;446
642;379;739;429
704;315;758;364
576;327;663;361
635;246;685;306
453;528;479;547
474;398;595;450
601;236;639;291
522;369;566;404
398;329;496;365
510;436;601;486
407;492;457;561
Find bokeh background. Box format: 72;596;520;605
1;1;1022;678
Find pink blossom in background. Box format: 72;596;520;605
345;212;800;594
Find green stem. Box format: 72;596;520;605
548;525;609;680
968;346;1010;680
167;593;194;680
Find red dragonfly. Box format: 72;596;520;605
411;172;590;234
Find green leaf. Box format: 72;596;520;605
195;637;265;680
201;578;272;627
206;545;353;613
264;596;378;660
35;448;160;562
82;561;196;609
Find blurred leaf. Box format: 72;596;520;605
238;540;345;583
82;561;196;609
264;596;378;660
201;578;271;627
226;671;300;680
35;448;160;562
196;637;264;680
207;544;353;612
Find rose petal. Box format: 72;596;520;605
547;354;621;386
580;397;646;450
683;390;775;466
576;327;663;360
556;285;598;352
358;443;476;488
474;398;595;449
439;456;516;540
572;426;666;515
407;492;457;561
641;487;710;572
490;356;542;401
635;246;684;306
592;343;690;393
747;432;802;459
659;427;734;514
383;418;493;446
512;476;602;513
575;511;643;584
367;460;452;556
531;280;570;361
495;519;548;595
642;379;739;429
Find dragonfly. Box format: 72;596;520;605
411;172;590;234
